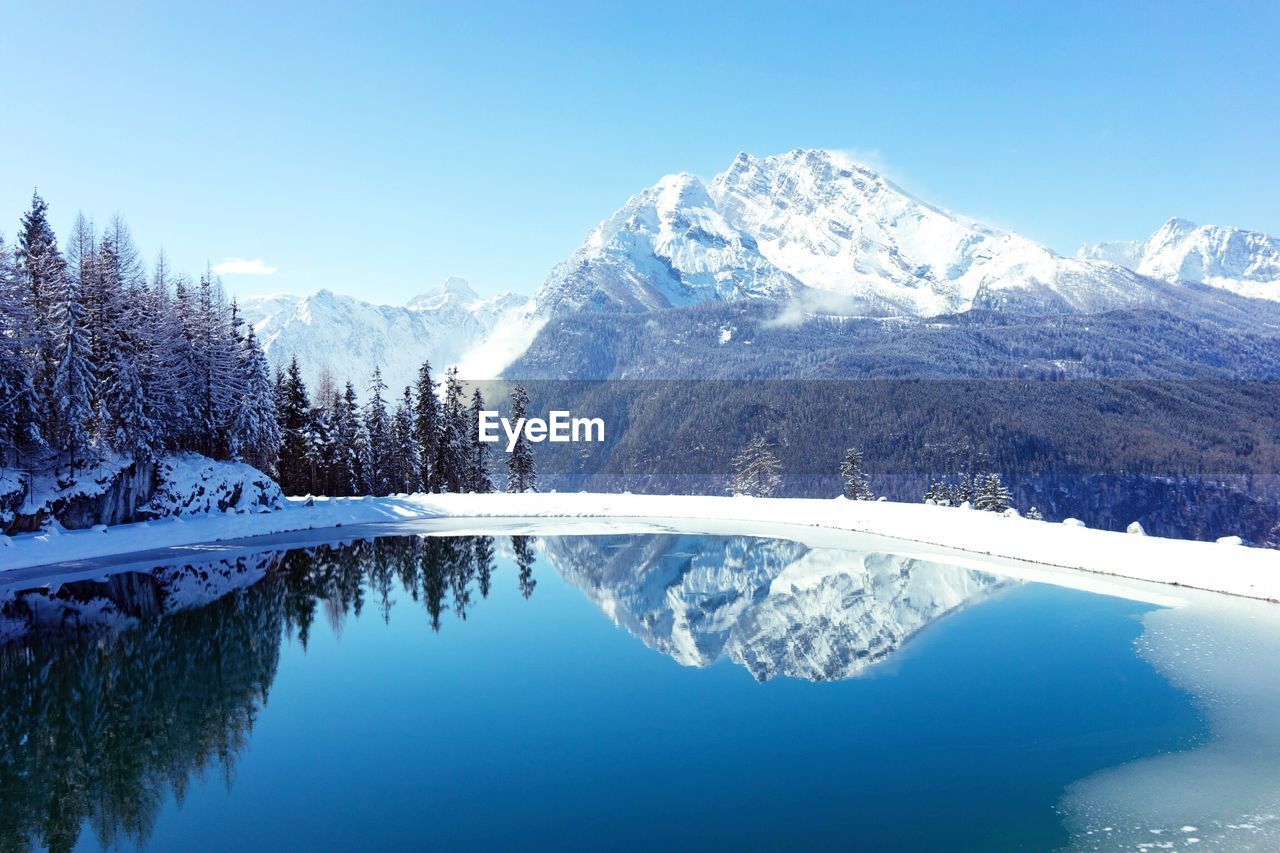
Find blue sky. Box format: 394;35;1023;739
2;1;1277;302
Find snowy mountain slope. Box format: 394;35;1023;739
534;149;1159;317
709;150;1150;315
239;278;528;393
540;533;1004;681
235;154;1280;388
1078;218;1280;301
535;173;803;315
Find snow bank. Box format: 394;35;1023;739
2;492;1278;603
0;453;282;535
0;455;144;532
144;453;283;518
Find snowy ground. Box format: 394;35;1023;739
2;492;1278;603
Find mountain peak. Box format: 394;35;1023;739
1079;218;1280;300
1155;217;1198;238
437;276;478;300
408;277;479;310
536;148;1155;318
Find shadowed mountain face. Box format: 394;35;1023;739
539;534;1007;682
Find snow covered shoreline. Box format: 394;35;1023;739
3;492;1279;603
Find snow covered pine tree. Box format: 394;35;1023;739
839;446;873;500
505;383;536;492
728;435;782;497
975;472;1013;513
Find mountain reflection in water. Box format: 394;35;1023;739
0;533;1004;850
545;534;1006;681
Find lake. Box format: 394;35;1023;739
1;529;1273;851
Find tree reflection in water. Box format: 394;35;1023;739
0;533;528;852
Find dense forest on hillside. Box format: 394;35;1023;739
479;378;1280;542
0;193;278;477
509;298;1280;381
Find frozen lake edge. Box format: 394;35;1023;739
3;492;1278;605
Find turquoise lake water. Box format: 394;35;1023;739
0;533;1205;851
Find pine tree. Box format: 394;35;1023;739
390;386;421;494
0;234;44;465
87;226;122;401
66;214;98;369
305;400;336;493
230;324;282;473
163;273;201;448
332;383;362;495
974;472;1013;513
1027;506;1045;521
467;387;492;493
17;191;67;430
277;356;312;494
362;367;392;495
923;481;955;506
49;269;95;476
434;367;467;493
100;336;154;460
144;254;188;450
103;214;146;290
728;435;782;497
413;361;440;491
505;383;535;493
313;365;338;411
96;231;158;460
839;446;873;500
190;270;238;457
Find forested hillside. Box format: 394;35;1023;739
0;193;503;533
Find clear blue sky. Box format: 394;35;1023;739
2;1;1277;302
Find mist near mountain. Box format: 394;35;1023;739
238;277;529;392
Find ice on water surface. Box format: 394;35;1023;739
1061;591;1280;850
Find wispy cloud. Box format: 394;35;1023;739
212;258;277;276
833;146;893;176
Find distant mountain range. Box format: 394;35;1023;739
536;149;1153;317
238;277;530;393
242;148;1280;389
1077;217;1280;302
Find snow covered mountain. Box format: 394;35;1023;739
1078;218;1280;301
540;533;1005;681
235;152;1280;389
535;173;804;314
239;278;528;394
535;149;1155;317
